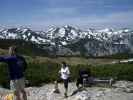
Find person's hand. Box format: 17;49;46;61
63;72;69;75
58;70;61;74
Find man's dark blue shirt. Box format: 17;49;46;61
0;55;27;80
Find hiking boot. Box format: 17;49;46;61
64;92;68;98
53;89;60;94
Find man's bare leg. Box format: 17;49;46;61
21;89;27;100
14;91;21;100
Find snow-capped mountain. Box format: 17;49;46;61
0;27;49;44
0;25;133;56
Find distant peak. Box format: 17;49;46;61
98;28;113;33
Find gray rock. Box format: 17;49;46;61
1;82;133;100
113;81;133;93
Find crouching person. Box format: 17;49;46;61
76;68;92;89
0;46;27;100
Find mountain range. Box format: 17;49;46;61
0;25;133;57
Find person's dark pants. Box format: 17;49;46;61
57;78;69;89
63;79;69;90
76;77;83;88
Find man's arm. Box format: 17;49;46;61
66;67;70;75
0;56;6;62
0;56;16;62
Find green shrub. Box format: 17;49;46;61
25;62;60;86
1;61;133;87
91;63;133;81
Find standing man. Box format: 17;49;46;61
0;46;27;100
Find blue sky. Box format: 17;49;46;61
0;0;133;30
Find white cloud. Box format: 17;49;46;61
29;10;133;28
2;10;133;30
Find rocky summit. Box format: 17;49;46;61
1;81;133;100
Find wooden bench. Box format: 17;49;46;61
83;77;114;87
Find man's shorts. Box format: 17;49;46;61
10;78;25;91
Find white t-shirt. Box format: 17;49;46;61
59;66;70;80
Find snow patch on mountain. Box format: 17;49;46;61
0;25;133;56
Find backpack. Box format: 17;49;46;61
79;68;91;78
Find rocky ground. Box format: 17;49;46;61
1;81;133;100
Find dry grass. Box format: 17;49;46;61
30;56;118;65
0;48;119;65
0;49;8;55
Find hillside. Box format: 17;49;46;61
0;47;120;65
